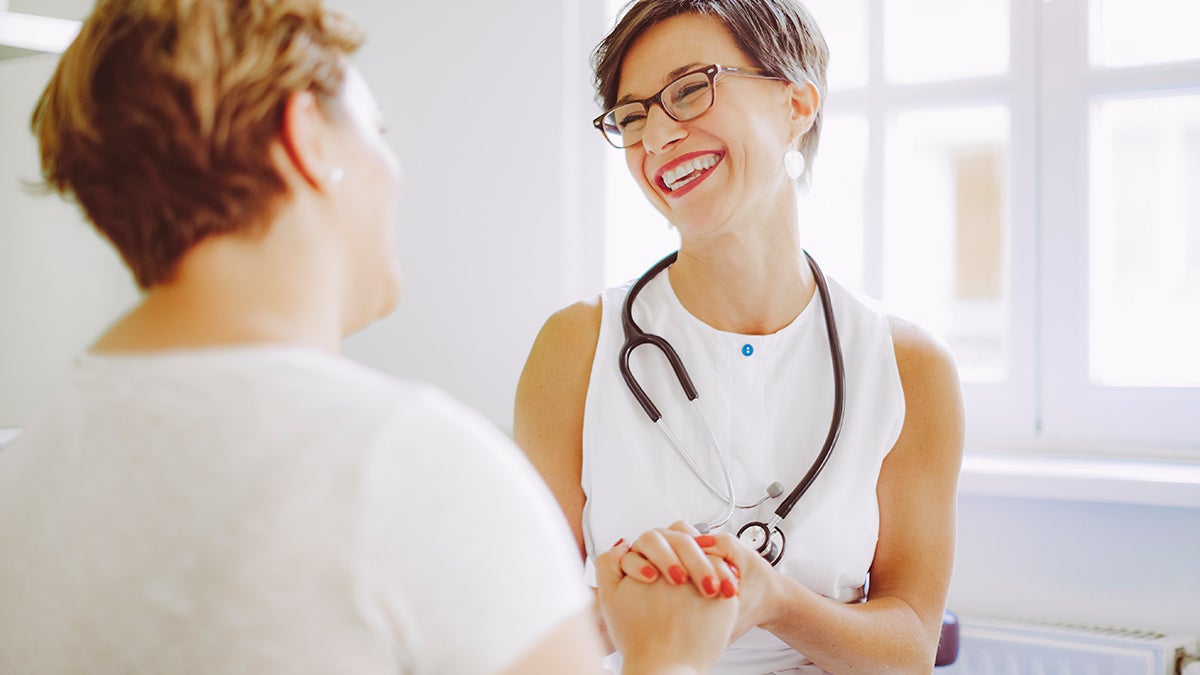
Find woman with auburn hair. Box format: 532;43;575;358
0;1;736;673
515;0;965;672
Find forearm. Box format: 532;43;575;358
759;576;938;674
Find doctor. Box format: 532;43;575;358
515;0;965;672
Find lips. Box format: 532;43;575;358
655;151;724;197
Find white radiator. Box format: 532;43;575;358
942;616;1199;675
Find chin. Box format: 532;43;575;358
343;270;404;337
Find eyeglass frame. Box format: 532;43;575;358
592;63;785;149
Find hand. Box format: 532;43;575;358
694;531;782;642
617;521;739;600
596;540;738;675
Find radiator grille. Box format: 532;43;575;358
940;616;1198;675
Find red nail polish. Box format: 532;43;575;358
641;566;658;580
702;576;717;596
721;579;737;598
694;535;716;547
612;538;624;548
668;565;687;585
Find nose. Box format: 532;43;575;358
638;104;686;154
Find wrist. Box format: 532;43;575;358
757;571;792;633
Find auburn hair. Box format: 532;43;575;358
32;0;364;288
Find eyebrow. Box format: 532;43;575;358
614;62;706;106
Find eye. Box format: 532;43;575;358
671;81;710;106
617;111;647;130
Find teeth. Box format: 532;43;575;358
663;154;719;191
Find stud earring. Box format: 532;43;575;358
784;149;806;180
329;166;345;185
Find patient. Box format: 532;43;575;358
0;1;735;673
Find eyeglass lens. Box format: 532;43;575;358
601;71;715;148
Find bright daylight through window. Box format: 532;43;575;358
598;0;1200;451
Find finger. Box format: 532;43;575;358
667;520;701;536
595;538;631;592
619;549;661;583
706;553;739;599
630;529;689;586
693;532;753;573
659;528;720;597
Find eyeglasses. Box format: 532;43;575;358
593;64;783;149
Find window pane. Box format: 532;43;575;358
884;0;1009;84
799;113;868;293
1089;95;1200;387
804;0;868;90
883;107;1010;382
1089;0;1200;68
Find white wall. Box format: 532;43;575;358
0;54;139;428
331;0;608;433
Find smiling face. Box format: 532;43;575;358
616;13;799;238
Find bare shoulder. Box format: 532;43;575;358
533;297;603;360
886;314;965;465
887;315;961;401
517;298;603;400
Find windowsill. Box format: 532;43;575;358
960;451;1200;509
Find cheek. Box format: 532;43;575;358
625;151;661;202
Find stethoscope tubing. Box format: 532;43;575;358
619;250;846;532
770;251;846;521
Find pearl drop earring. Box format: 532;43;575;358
784;149;806;180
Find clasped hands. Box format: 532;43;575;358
595;521;777;673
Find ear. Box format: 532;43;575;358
786;79;820;145
277;90;338;192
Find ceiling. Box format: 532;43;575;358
0;0;87;61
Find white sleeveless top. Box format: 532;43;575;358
581;264;905;675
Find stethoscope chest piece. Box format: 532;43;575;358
737;519;786;567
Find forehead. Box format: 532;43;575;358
617;13;750;100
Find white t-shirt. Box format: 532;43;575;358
0;347;589;675
582;270;905;675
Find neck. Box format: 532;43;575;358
668;212;815;336
92;212;347;355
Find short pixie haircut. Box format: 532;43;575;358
593;0;829;182
32;0;364;289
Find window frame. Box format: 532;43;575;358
587;0;1200;456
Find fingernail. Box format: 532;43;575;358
702;576;717;596
721;579;737;598
668;565;687;585
694;535;716;547
612;538;624;548
641;566;658;581
730;563;740;579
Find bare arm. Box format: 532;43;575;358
513;299;602;557
708;315;965;674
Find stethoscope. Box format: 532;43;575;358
619;250;845;566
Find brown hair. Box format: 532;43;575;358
593;0;829;180
31;0;365;289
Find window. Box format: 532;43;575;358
596;0;1200;452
